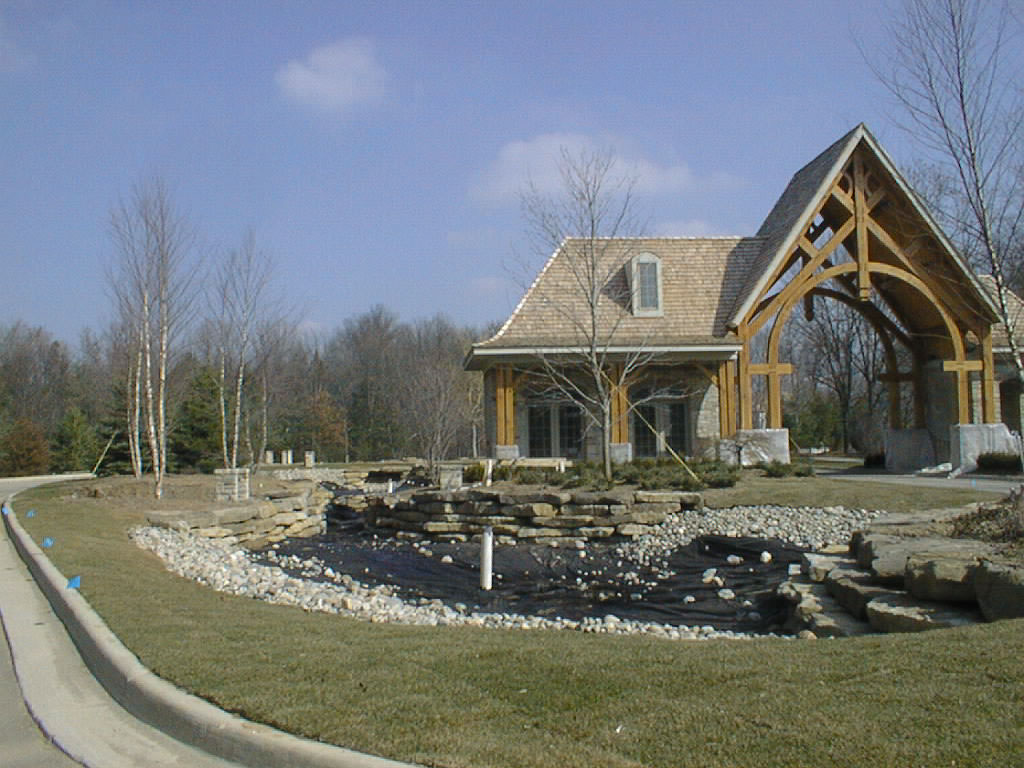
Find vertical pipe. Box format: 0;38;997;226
480;526;493;591
485;459;493;487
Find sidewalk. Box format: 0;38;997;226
818;467;1021;496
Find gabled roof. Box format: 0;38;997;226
728;123;1000;327
468;237;762;365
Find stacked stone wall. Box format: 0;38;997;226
144;485;331;549
365;488;701;544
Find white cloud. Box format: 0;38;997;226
275;38;388;114
469;132;696;206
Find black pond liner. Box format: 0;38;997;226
258;528;807;634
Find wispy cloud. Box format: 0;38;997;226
275;38;388;114
469;132;697;206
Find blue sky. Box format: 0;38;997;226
2;0;917;343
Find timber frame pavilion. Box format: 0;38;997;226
466;125;1015;469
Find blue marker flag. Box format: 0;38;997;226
1;504;9;516
26;509;35;518
67;576;81;590
42;537;54;548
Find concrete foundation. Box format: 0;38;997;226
885;429;937;473
718;428;790;467
950;423;1020;474
495;444;520;460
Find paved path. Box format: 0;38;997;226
818;468;1021;496
0;475;242;768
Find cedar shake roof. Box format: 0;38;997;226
469;237;762;360
977;274;1024;352
467;124;1001;369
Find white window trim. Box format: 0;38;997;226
630;252;663;317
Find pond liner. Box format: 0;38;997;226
259;530;807;634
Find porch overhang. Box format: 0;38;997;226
464;344;742;371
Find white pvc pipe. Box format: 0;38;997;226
484;459;493;487
480;526;493;591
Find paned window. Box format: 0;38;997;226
631;253;663;316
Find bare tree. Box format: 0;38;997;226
520;147;657;481
877;0;1024;405
109;179;198;498
209;232;276;469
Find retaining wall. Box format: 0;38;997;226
144;484;331;548
364;487;702;544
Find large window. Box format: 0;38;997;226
631;394;689;458
631;253;663;316
527;401;584;458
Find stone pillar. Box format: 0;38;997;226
215;468;251;502
951;423;1020;474
282;449;294;465
884;429;936;473
717;428;790;466
609;443;633;464
304;451;315;468
439;466;463;490
263;450;275;464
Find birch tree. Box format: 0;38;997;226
109;179;197;498
520;148;654;481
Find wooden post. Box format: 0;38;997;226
738;325;753;430
495;366;516;445
749;362;794;429
981;328;998;424
853;152;870;301
609;365;629;443
943;358;984;425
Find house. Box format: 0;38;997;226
465;124;1018;471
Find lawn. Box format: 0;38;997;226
12;474;1022;768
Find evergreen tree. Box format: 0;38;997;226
171;367;222;472
52;406;99;472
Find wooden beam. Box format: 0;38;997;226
738;325;753;430
943;358;983;425
981;328;997;424
854;152;870;300
749;362;793;429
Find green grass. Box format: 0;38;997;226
703;470;1002;512
14;477;1023;768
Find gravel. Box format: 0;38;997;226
131;503;883;641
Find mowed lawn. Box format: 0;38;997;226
13;476;1023;768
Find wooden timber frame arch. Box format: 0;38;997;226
730;136;1000;436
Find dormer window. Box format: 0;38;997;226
631;252;662;316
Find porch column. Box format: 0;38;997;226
494;366;519;458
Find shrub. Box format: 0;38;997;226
462;463;484;483
698;462;740;488
793;460;815;477
760;460;794;478
511;467;557;485
976;452;1022;474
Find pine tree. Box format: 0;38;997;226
52;406;100;472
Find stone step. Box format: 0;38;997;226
825;564;904;621
865;593;984;633
853;533;996;588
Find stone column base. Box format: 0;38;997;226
951;423;1019;474
718;429;790;466
495;444;520;460
609;442;633;464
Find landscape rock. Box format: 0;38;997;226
825;565;903;620
865;593;983;633
904;552;983;603
973;560;1024;621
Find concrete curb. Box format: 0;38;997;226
3;502;418;768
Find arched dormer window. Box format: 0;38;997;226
630;252;662;317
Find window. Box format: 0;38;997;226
631;253;662;316
558;404;583;458
631;393;690;458
528;404;552;457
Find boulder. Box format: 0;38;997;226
973;560;1024;621
855;534;994;587
865;594;983;633
904;552;982;603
